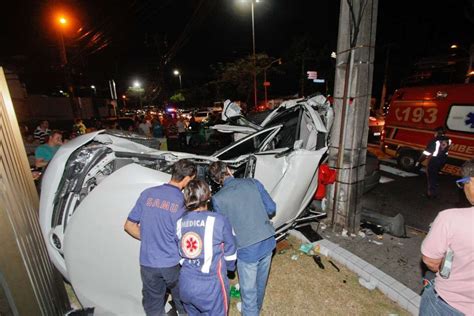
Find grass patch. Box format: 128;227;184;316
228;236;408;316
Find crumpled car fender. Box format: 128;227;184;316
64;164;170;315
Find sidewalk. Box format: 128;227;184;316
322;225;426;290
315;226;425;315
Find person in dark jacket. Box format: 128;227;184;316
209;161;276;316
177;179;237;316
416;127;452;198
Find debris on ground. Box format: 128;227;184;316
397;257;408;266
358;231;366;238
230;284;241;299
369;240;383;246
361;208;407;238
313;255;325;269
236;302;242;313
291;254;299;261
276;239;292;254
341;228;349;237
299;243;315;255
253;236;408;315
358;277;377;290
360;222;384;236
313;243;329;256
329;260;340;272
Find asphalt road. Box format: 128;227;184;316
365;145;470;232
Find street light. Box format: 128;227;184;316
238;0;259;108
55;14;80;117
133;81;141;88
263;58;281;107
173;69;182;89
56;15;68;67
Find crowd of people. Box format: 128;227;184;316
22;111;222;174
124;159;276;316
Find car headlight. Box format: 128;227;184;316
52;145;113;228
52;233;62;250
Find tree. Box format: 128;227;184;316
170;92;185;103
211;53;279;103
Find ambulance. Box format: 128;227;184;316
383;84;474;175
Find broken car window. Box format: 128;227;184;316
215;127;280;160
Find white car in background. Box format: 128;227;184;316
39;95;343;314
193;110;211;123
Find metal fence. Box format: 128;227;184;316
0;67;70;315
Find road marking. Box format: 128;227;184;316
379;176;394;183
380;165;419;177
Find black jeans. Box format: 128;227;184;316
427;158;445;197
140;264;185;315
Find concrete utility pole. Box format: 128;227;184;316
326;0;378;232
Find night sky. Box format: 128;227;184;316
1;0;473;99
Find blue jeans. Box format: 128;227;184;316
140;265;185;316
419;283;464;316
237;252;272;316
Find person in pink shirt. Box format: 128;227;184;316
420;158;474;316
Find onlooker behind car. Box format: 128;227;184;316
419;159;474;316
35;130;63;168
72;118;87;136
188;115;200;133
138;117;152;136
34;120;51;144
176;118;187;146
152;118;167;151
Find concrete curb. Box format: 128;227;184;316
288;230;420;315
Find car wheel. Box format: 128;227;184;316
397;150;419;172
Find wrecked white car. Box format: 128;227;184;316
39;95;375;314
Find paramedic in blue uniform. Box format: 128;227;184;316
209;161;276;316
416;127;452;199
176;179;237;315
124;159;196;316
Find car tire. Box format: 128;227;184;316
397;150;419;172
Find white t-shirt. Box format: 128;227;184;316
139;122;151;135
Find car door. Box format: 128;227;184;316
244;103;328;233
212;125;282;161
